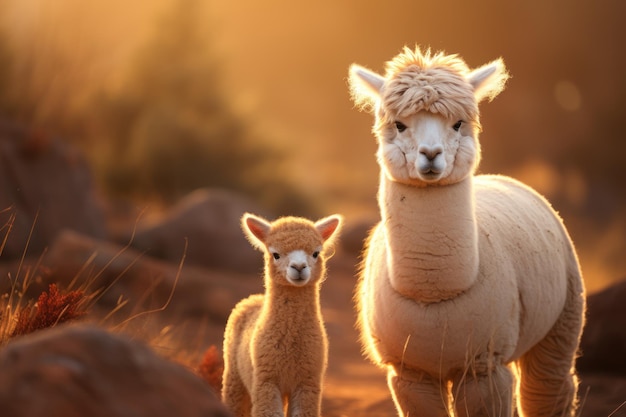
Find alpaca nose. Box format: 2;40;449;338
290;263;307;273
418;145;443;161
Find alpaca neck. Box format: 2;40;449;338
379;175;479;303
262;280;322;322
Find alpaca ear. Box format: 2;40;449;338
241;213;271;249
349;64;385;111
468;58;510;103
315;214;343;243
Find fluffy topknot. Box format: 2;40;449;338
265;217;325;253
242;213;342;255
381;47;479;125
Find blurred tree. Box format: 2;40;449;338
0;2;103;136
96;0;316;215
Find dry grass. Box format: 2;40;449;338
0;207;226;395
0;211;89;344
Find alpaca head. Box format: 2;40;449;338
349;46;509;186
242;213;342;287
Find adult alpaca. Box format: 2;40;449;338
348;46;585;417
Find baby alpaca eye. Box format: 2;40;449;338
312;251;320;259
452;120;463;132
272;252;280;260
394;121;407;133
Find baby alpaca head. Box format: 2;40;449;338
242;213;342;287
349;46;509;186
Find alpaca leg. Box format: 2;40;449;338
387;366;449;417
222;370;252;417
517;279;584;417
287;383;322;417
517;336;580;417
251;381;284;417
452;361;514;417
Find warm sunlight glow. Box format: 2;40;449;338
0;2;625;416
554;80;582;112
0;0;623;292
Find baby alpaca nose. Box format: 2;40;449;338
290;263;307;273
418;145;443;161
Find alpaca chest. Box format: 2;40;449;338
251;315;327;388
362;261;521;377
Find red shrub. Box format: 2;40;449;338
197;344;224;394
11;283;86;337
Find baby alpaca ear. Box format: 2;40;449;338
241;213;271;249
349;64;385;112
468;58;509;103
315;214;343;243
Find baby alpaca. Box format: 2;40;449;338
222;213;342;417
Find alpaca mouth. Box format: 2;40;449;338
288;277;309;286
419;172;442;182
417;159;443;175
421;168;439;175
418;165;443;180
287;274;310;286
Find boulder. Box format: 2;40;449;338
130;188;271;274
0;324;232;417
339;215;377;256
0;122;106;260
37;230;262;325
578;279;626;374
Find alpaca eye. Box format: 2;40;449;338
312;251;319;259
272;252;280;260
452;120;463;131
394;121;407;133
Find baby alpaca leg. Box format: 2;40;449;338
222;370;252;417
452;361;514;417
287;383;322;417
251;381;284;417
387;366;449;417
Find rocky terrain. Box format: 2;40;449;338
1;123;624;416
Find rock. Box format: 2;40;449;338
0;122;106;260
130;188;271;274
0;324;232;417
578;279;626;374
577;373;626;417
36;230;263;325
339;216;377;256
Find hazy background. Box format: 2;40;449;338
0;0;624;292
